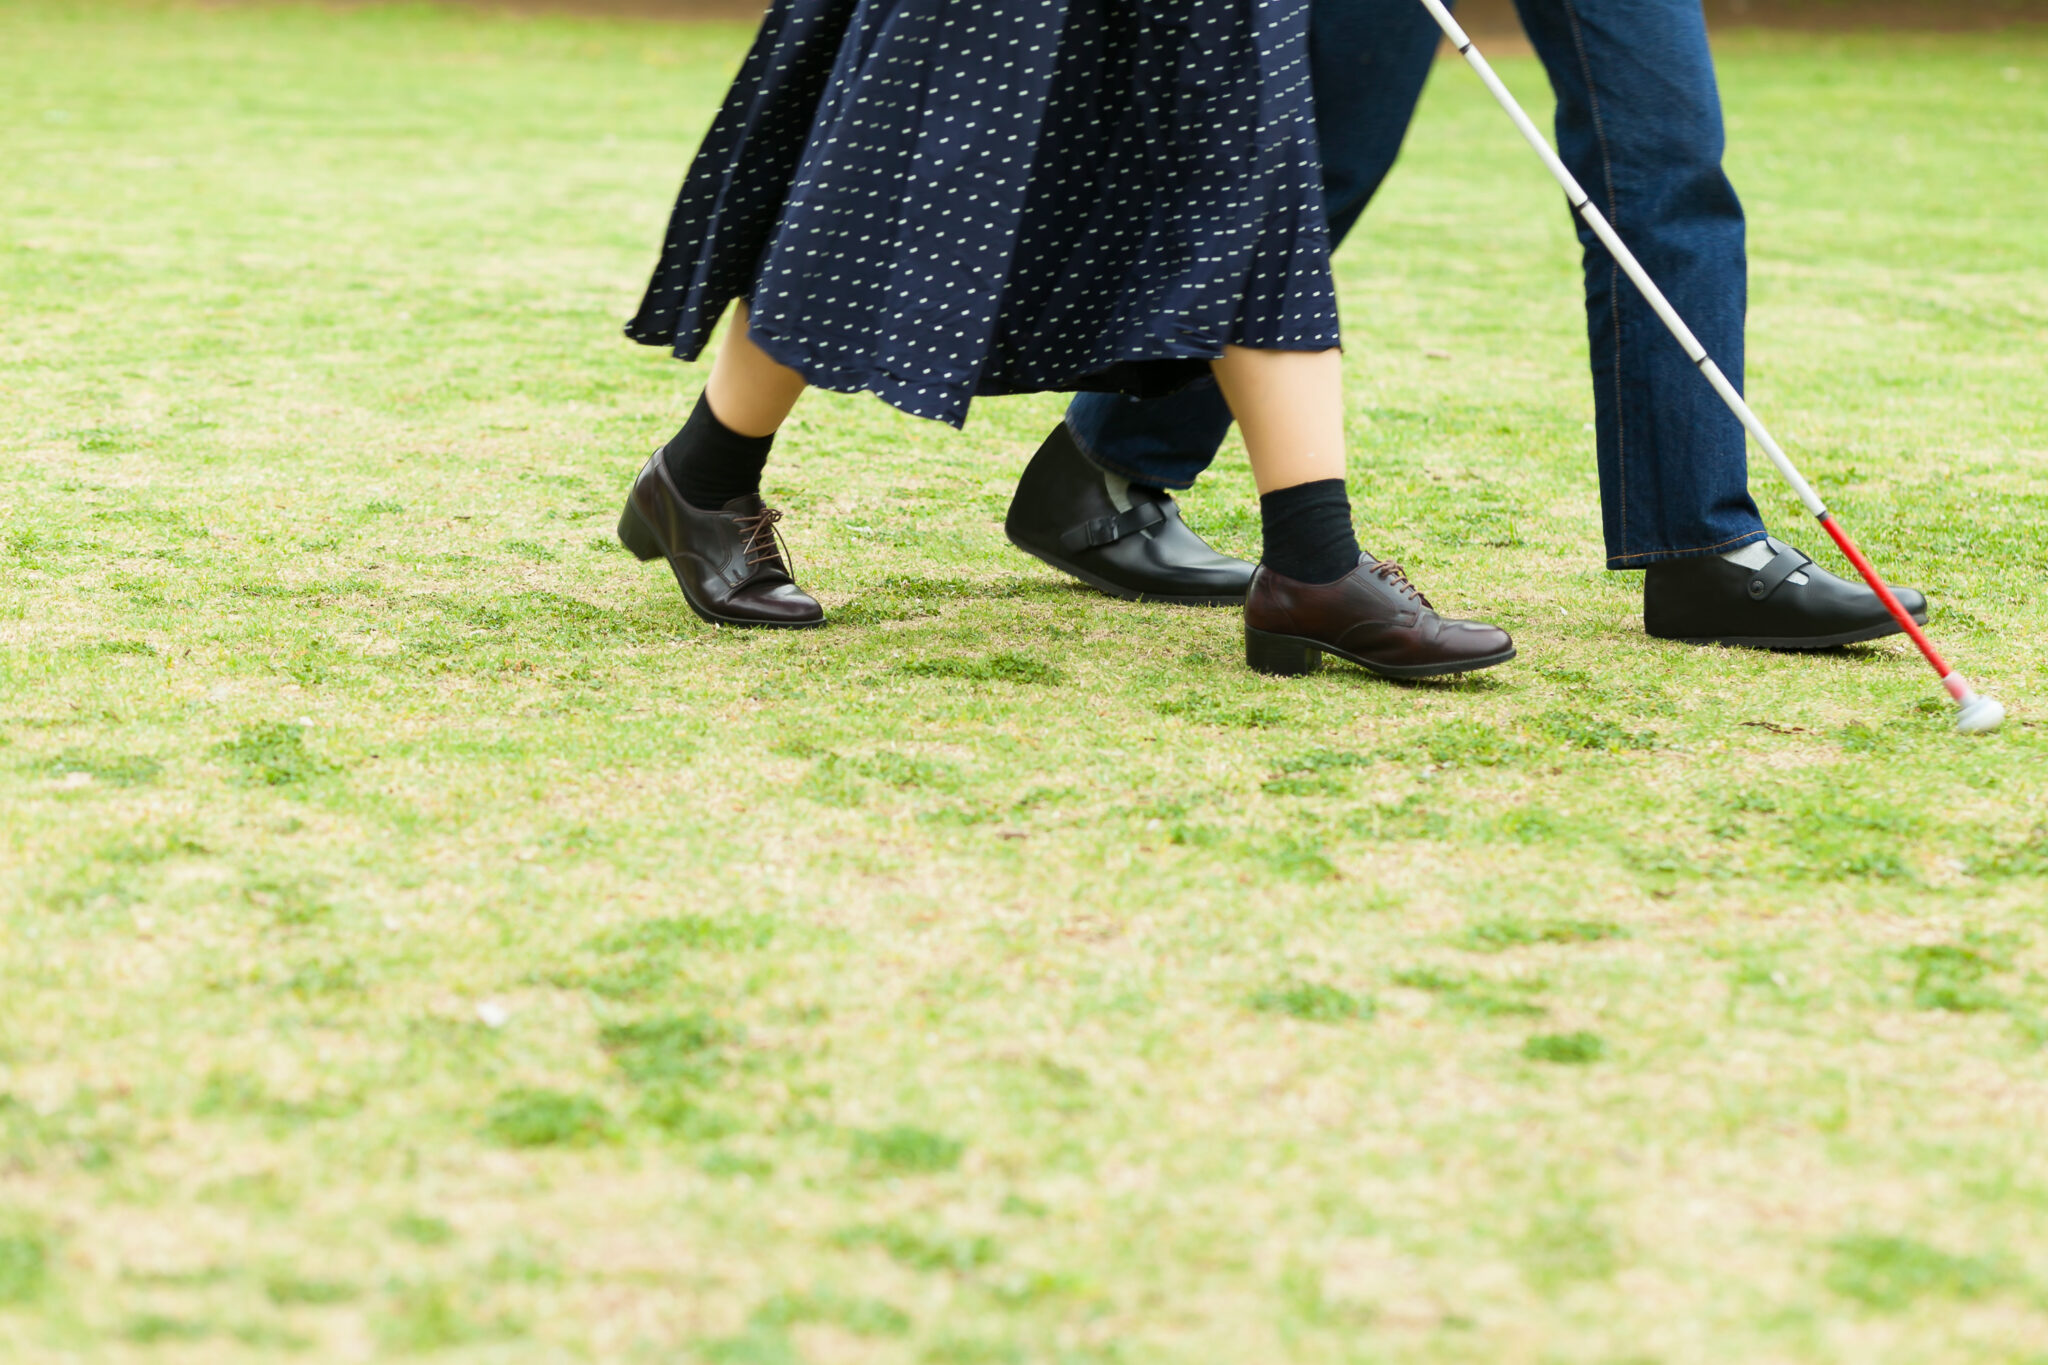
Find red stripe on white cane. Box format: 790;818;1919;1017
1814;513;1949;677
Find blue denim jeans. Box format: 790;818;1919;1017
1064;0;1767;568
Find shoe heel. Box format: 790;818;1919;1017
617;497;663;561
1246;626;1321;677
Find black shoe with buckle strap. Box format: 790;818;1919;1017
1004;423;1253;606
616;446;825;628
1643;536;1928;649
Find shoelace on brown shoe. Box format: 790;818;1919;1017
734;505;792;574
1370;559;1434;611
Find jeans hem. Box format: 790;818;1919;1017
1063;423;1203;492
1605;528;1767;570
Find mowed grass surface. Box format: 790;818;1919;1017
4;3;2048;1360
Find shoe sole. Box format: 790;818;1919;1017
1245;625;1517;680
618;496;827;630
1652;608;1929;651
1005;531;1247;607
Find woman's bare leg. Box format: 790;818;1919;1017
1215;345;1516;678
616;298;825;628
703;301;808;437
1210;346;1345;493
1210;344;1361;587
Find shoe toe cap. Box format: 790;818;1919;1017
1831;573;1927;629
1446;619;1514;659
738;582;825;624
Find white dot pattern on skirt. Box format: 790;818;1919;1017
625;0;1339;429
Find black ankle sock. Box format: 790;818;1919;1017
1260;479;1362;584
663;393;775;510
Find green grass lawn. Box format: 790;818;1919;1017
4;3;2048;1360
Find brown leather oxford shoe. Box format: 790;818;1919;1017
1244;555;1514;679
616;448;825;629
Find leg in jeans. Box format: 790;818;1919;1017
1516;0;1930;644
1062;0;1447;490
1510;0;1763;567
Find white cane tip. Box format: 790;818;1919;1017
1956;695;2006;735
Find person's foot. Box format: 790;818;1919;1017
1004;423;1253;606
1643;537;1928;649
1244;554;1515;679
616;446;824;628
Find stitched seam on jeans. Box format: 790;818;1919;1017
1561;0;1627;560
1608;529;1768;566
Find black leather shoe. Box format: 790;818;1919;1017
1643;536;1928;649
1004;423;1253;606
617;447;825;629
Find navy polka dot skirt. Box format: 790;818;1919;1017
625;0;1340;428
